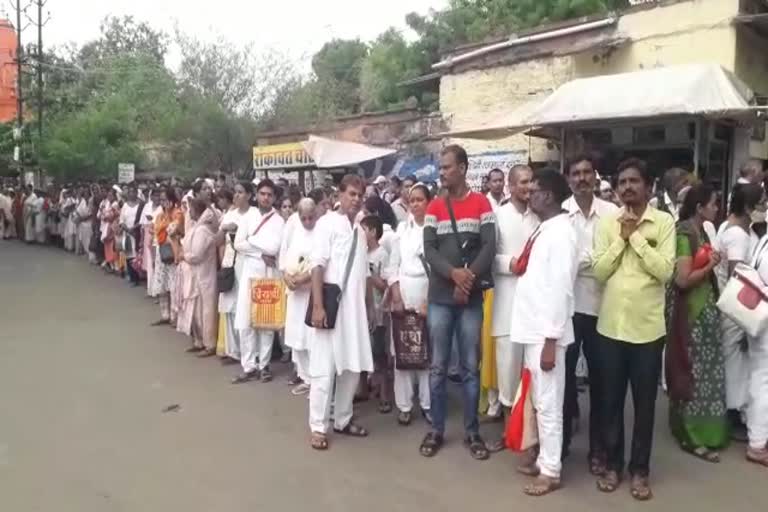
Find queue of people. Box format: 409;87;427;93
2;148;767;502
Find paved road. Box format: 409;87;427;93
0;241;765;512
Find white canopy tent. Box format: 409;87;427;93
446;64;760;140
301;135;397;168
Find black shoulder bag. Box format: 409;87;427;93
305;227;358;330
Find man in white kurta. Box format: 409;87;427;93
509;169;577;496
307;175;373;447
488;165;538;429
233;180;285;383
279;198;317;392
218;200;250;364
23;188;37;243
140;190;161;294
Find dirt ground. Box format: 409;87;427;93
0;241;766;512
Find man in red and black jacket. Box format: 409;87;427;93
419;144;496;461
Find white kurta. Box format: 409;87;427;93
233;208;285;330
23;194;37;242
217;208;248;314
491;202;539;337
34;197;46;240
308;211;374;376
387;217;430;413
279;219;314;352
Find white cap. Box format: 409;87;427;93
599;180;611;192
373;175;387;185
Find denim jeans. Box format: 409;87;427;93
428;302;483;437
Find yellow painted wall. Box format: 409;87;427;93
735;28;768;159
574;0;738;76
440;56;572;160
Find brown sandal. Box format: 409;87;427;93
746;447;768;467
310;432;328;451
523;475;561;497
630;475;653;501
596;470;622;493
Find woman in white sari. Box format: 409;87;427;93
714;183;765;440
279;198;318;395
386;183;432;426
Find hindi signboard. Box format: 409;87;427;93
117;163;135;184
253;142;313;170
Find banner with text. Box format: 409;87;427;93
253;142;313;170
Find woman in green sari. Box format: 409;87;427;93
667;183;729;462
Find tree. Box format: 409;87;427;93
311;39;369;114
78;15;168;68
175;31;297;117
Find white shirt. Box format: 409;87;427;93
120;202;141;231
491;201;539;337
562;196;620;316
368;245;389;326
387;217;429;310
714;222;758;291
509;213;577;346
391;198;409;224
486;192;504;212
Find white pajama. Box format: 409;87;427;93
239;328;274;372
494;335;524;407
293;349;310;383
748;336;768;450
309;337;360;434
523;343;566;479
222;312;240;360
394;368;429;413
721;317;750;411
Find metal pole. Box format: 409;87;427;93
15;0;23;180
37;0;43;141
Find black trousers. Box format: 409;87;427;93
563;313;603;459
126;258;140;284
596;334;664;477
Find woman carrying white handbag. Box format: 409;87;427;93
713;183;764;440
744;234;768;467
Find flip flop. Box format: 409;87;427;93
597;471;622;493
310;433;328;451
746;447;768;467
523;476;561;497
334;422;368;437
683;445;720;463
630;475;653;501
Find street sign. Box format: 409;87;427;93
118;163;135;184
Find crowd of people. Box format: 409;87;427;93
1;148;767;501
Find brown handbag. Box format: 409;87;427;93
391;310;430;370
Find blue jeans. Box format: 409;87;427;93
428;302;483;437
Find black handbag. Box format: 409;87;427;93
217;236;236;292
305;227;358;330
159;242;175;264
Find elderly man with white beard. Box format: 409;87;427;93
279;198;319;395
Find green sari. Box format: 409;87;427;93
667;226;729;450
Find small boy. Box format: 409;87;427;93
360;215;392;413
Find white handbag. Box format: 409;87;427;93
716;238;768;338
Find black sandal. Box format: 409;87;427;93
397;411;412;426
464;434;490;461
378;400;392;414
419;432;443;457
334;422;368;437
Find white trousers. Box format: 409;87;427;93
487;389;501;417
293;349;310;383
239;328;274;372
222;312;240;360
722;317;750;411
522;343;566;479
495;335;525;408
308;347;359;434
394;368;430;413
748;337;768;450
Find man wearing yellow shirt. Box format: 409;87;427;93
591;158;675;502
